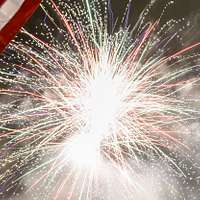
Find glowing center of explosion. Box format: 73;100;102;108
69;134;100;168
68;71;122;167
87;72;120;136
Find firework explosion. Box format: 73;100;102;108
0;0;200;199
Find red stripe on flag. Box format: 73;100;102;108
0;0;41;53
0;0;6;7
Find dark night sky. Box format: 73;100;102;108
27;0;200;30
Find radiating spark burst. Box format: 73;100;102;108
0;0;200;199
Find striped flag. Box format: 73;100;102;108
0;0;41;52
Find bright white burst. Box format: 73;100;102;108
0;0;200;199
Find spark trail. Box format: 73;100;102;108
0;0;200;199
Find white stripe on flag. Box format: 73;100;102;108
0;0;24;30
